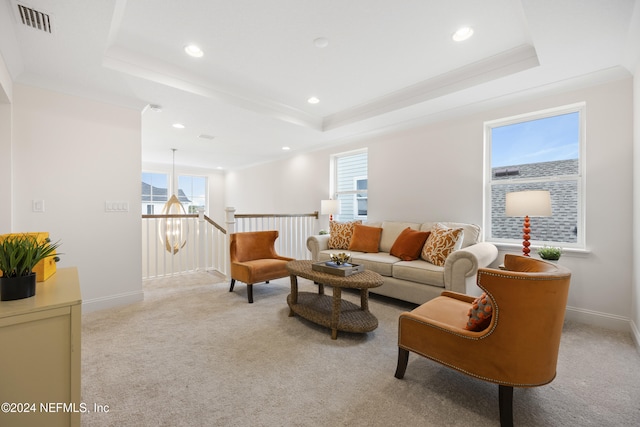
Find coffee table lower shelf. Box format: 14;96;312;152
287;291;378;339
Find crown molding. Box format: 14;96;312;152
322;45;539;131
103;45;323;131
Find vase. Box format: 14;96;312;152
0;273;37;301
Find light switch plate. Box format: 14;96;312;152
32;200;45;213
105;201;129;212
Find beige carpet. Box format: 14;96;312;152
81;272;640;426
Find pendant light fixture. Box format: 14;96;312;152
160;148;188;254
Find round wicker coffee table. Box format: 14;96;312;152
286;260;383;340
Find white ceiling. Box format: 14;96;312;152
1;0;639;170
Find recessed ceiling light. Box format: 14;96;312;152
452;27;474;42
314;37;329;48
172;123;185;129
282;146;291;151
184;44;204;58
198;134;215;140
307;97;320;104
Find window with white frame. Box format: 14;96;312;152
142;173;207;215
332;150;368;221
178;175;207;213
484;103;585;249
141;172;168;214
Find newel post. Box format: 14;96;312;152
197;208;205;271
225;207;236;234
225;207;236;278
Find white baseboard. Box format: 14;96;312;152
565;305;631;332
81;290;144;313
630;320;640;351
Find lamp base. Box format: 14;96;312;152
521;215;531;257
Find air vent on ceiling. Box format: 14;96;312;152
15;3;53;34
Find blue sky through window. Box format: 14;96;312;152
491;112;579;168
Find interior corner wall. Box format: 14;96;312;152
227;77;634;331
225;149;340;232
632;64;640;346
208;171;226;225
11;84;143;311
0;52;12;232
0;102;11;233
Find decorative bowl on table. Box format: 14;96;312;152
329;253;351;265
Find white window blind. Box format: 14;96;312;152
333;150;368;221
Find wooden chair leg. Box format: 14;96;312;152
247;284;253;303
229;279;236;292
394;347;409;379
499;385;514;427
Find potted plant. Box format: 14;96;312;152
0;233;62;301
537;245;562;261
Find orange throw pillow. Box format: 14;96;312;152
328;221;362;249
348;224;383;253
390;228;431;261
465;292;493;331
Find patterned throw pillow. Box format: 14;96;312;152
328;221;362;249
421;223;464;266
465;292;493;331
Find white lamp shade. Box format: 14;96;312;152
321;199;340;215
505;190;552;217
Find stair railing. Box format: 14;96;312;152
142;208;318;279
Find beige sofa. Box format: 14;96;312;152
306;221;498;305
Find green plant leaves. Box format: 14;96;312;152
0;234;62;278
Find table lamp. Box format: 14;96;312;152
505;190;552;256
321;199;340;221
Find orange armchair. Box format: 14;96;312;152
229;231;294;303
395;254;571;426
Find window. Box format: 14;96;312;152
332;150;368;221
141;172;168;214
484;103;584;249
142;173;207;215
355;177;368;216
178;175;207;213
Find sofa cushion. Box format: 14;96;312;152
465;292;493;331
392;260;445;287
390;228;431;261
328;220;362;249
379;221;422;253
349;252;398;277
420;222;480;248
421;223;464;267
348;224;382;253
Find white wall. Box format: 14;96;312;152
11;84;143;311
0;53;12;232
0;102;10;232
0;51;13;103
227;77;635;331
225;148;340;232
